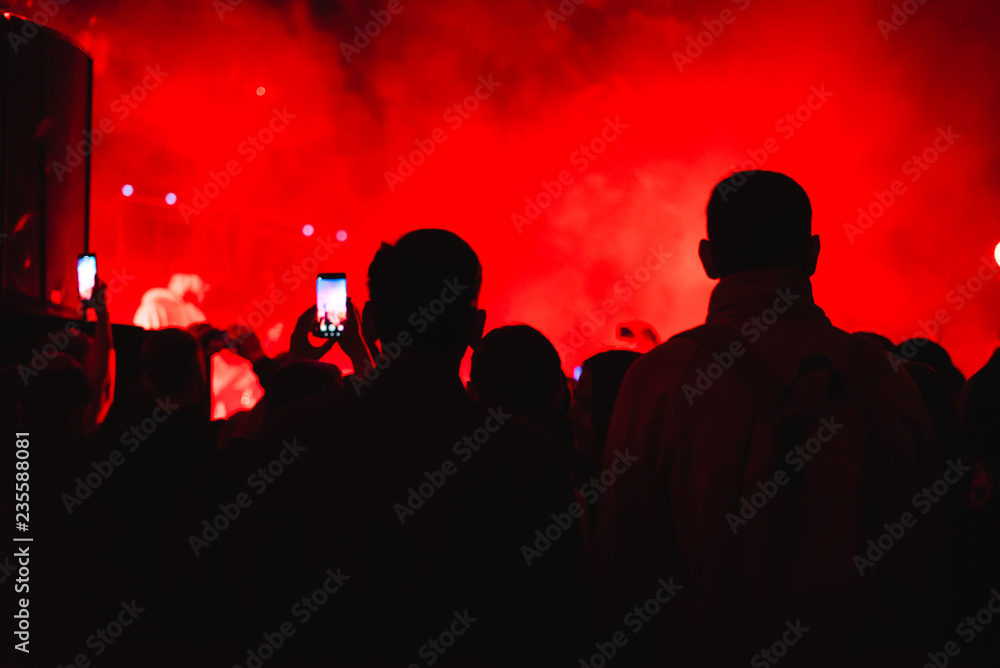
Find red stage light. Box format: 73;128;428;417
335;229;348;242
994;242;1000;267
165;192;177;205
121;184;134;196
256;87;265;96
302;224;314;237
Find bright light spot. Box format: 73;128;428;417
121;184;134;196
256;87;265;96
266;322;284;344
335;229;348;242
3;12;11;20
302;224;315;237
165;192;177;205
573;365;583;381
994;241;1000;267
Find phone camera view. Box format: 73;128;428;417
316;275;347;338
78;254;97;302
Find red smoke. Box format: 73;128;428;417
15;0;1000;375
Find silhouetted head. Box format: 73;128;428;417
366;229;485;361
700;171;818;278
19;353;94;440
855;331;898;354
265;361;342;413
470;325;565;427
30;324;90;366
569;349;641;455
900;338;965;396
141;328;206;402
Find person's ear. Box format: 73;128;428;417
800;234;820;276
699;239;720;279
468;308;487;350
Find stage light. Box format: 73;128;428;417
3;12;11;19
994;241;1000;267
121;184;134;196
335;229;348;242
302;224;315;237
256;87;265;96
573;365;582;381
165;192;177;205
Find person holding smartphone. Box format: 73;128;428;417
227;296;373;384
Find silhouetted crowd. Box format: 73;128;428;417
5;171;1000;667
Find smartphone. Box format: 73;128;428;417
315;273;347;338
77;253;97;304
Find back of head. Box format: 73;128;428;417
470;325;564;421
900;338;965;395
20;353;93;435
854;331;898;354
30;327;91;366
582;349;641;450
367;229;482;357
141;328;205;397
707;170;812;276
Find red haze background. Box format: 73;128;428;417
11;0;1000;377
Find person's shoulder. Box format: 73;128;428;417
834;329;900;373
624;327;706;380
830;331;933;421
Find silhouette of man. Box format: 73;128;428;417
594;171;947;667
235;230;590;667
